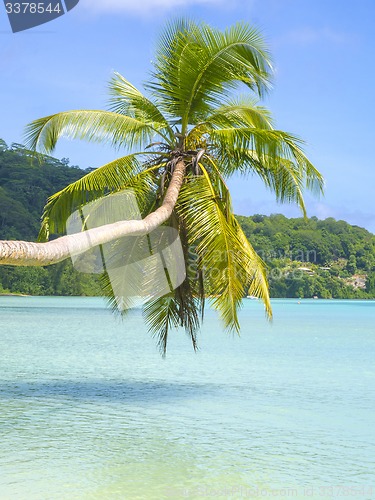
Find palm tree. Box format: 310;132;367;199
0;20;323;353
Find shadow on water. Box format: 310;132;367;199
0;379;223;403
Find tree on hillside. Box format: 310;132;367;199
0;20;323;353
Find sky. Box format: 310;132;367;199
1;0;375;232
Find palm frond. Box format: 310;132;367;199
143;293;182;356
209;127;324;213
25;110;166;154
108;72;175;144
143;283;201;357
197;96;274;130
38;153;160;240
148;20;273;127
142;211;203;356
231;216;272;318
176;170;271;332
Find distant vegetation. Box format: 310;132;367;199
0;139;101;296
1;139;375;298
238;214;375;298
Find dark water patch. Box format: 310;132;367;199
0;379;222;403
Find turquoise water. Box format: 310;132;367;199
0;297;374;499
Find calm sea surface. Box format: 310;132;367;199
0;297;374;499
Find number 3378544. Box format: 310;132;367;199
5;3;62;14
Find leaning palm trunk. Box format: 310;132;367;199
0;161;186;267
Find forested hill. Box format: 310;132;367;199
0;139;101;296
238;214;375;298
1;139;375;298
0;139;85;240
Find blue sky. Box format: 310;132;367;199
1;0;375;232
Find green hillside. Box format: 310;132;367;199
0;140;101;296
1;139;375;298
238;214;375;299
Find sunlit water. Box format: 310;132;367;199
0;297;374;499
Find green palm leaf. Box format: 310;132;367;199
38;153;160;240
143;285;200;356
209;127;324;213
200;96;274;130
177;170;271;331
25;110;167;154
143;212;203;356
148;20;273;129
108;72;175;144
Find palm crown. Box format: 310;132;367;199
25;20;323;354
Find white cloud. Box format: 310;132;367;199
80;0;225;15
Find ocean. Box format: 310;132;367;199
0;297;374;499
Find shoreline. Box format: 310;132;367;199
0;293;31;297
0;294;374;301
